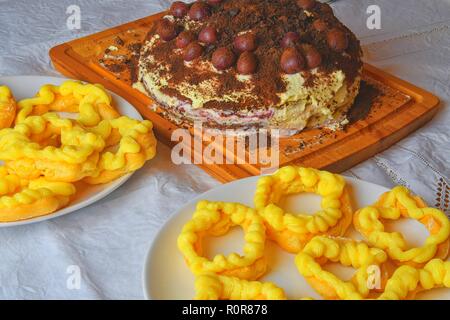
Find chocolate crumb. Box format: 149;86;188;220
105;63;126;73
347;81;380;123
115;36;125;46
127;43;142;54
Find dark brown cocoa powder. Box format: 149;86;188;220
143;0;363;111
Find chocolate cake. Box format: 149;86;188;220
133;0;363;134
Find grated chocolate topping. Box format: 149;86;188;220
140;0;363;111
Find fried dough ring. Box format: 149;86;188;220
0;81;157;222
195;274;287;300
83;117;157;184
354;186;450;267
255;166;353;253
378;259;450;300
0;169;76;222
295;236;389;300
1;113;106;182
3;82;157;184
178;201;268;281
16;80;120;126
0;86;17;129
0;167;26;195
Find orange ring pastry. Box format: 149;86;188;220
378;259;450;300
0;113;106;182
0;169;76;222
5;152;101;183
178;201;268;281
195;274;287;300
82;117;157;184
295;236;390;300
0;81;158;223
0;86;17;129
3;83;157;184
354;186;450;267
4;113;105;183
16;80;120;126
255;166;353;253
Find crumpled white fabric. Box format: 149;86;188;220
0;0;448;299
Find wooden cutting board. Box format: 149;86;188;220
49;13;440;183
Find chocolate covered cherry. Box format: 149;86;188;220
237;52;257;75
281;32;300;48
199;26;218;44
312;19;327;32
183;42;204;61
302;45;322;69
188;2;211;21
170;1;189;18
280;47;305;74
212;47;236;70
233;33;257;53
297;0;317;10
156;19;178;41
327;28;349;52
176;31;195;49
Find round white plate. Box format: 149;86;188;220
143;175;450;300
0;75;142;227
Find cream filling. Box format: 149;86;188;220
270;71;359;129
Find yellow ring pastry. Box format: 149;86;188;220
0;80;157;223
295;236;389;300
1;113;106;182
178;201;268;281
83;117;157;184
255;166;353;253
0;167;26;196
195;274;287;300
0;171;76;222
16;80;120;126
379;259;450;300
354;186;450;267
0;86;17;129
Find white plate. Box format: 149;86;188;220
143;175;450;300
0;75;142;227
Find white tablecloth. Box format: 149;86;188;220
0;0;449;299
